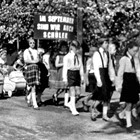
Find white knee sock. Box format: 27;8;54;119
32;92;38;108
71;96;79;115
64;93;69;106
103;106;108;117
125;110;132;128
27;92;31;103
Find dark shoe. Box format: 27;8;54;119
90;108;99;121
132;114;138;122
63;105;69;109
102;116;111;122
126;126;136;133
38;101;43;107
27;102;32;107
52;94;58;105
82;101;90;112
132;116;138;122
33;107;40;110
91;115;97;121
116;113;126;127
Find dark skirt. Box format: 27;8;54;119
92;68;112;102
120;72;140;104
25;64;40;87
86;73;97;93
37;62;49;93
68;70;81;87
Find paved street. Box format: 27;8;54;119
0;88;139;140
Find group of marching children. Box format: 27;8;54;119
0;37;140;133
83;37;140;133
42;37;140;134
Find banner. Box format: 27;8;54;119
34;15;76;40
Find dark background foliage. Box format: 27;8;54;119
0;0;140;53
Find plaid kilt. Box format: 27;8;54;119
25;64;40;86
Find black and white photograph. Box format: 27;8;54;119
0;0;140;139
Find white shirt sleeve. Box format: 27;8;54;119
62;54;68;82
55;55;63;68
23;49;30;63
135;58;140;83
108;56;116;82
43;54;50;70
116;57;126;91
86;58;91;73
93;52;102;87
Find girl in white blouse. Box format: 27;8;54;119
63;40;84;116
116;40;140;133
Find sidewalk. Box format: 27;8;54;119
0;88;139;140
40;88;140;140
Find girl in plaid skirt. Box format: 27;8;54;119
23;38;40;110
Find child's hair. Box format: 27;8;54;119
124;40;139;55
59;41;68;53
70;40;80;49
98;36;109;46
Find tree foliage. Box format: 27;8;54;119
0;0;140;51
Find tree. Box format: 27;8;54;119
0;0;140;52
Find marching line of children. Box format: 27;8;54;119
83;38;140;133
1;37;140;133
52;37;140;134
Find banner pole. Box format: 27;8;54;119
77;0;83;45
37;39;40;48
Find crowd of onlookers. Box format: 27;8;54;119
0;37;140;133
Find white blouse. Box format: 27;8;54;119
116;52;136;91
86;57;94;74
23;48;39;64
62;50;84;82
92;47;108;87
43;53;50;70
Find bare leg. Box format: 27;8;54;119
75;86;81;103
64;89;69;107
91;100;101;121
82;93;93;112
